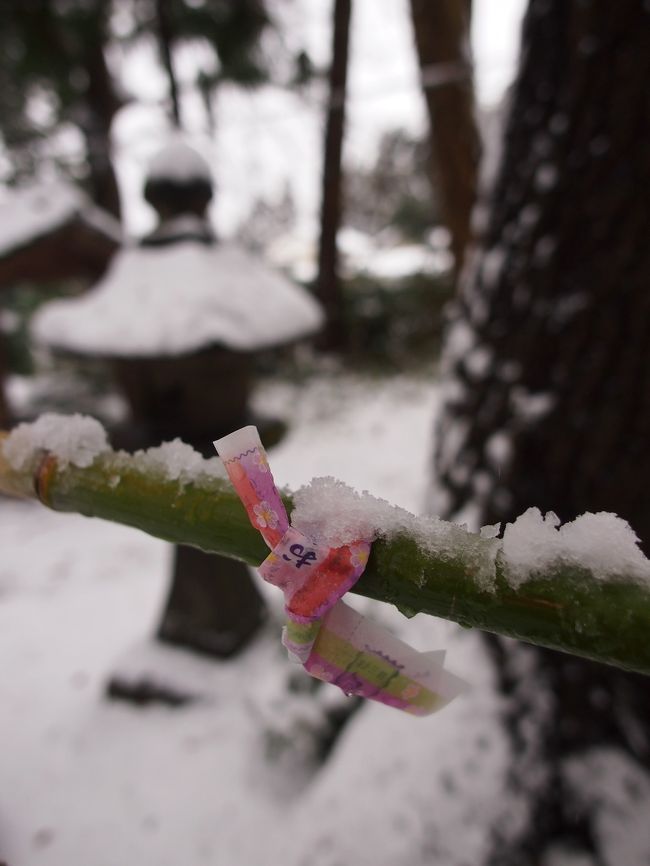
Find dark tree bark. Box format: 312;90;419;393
436;1;650;862
154;0;182;128
0;337;9;428
316;0;351;351
409;0;480;274
80;28;123;219
0;3;122;218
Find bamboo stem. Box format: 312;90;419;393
1;440;649;676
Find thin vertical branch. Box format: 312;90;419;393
0;337;10;428
316;0;352;350
154;0;182;128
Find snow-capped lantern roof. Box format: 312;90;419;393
31;240;324;358
0;180;121;287
146;141;213;186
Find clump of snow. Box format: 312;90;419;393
472;470;493;496
554;292;589;324
293;480;650;593
482;245;506;287
32;242;324;357
2;413;110;470
146;140;212;184
436;415;469;475
291;476;500;589
510;387;555;422
292;476;411;547
127;439;226;485
501;508;650;587
485;430;512;469
533;235;556;265
535;163;558;191
444;317;475;365
464;344;493;378
519;204;540;229
499;360;522;382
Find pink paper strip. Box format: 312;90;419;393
215;426;466;716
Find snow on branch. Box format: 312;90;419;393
1;414;650;676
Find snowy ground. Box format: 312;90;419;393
0;373;517;866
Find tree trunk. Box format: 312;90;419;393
154;0;182;128
79;21;123;219
316;0;351;351
409;0;480;275
436;1;650;861
0;336;9;428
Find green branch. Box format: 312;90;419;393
2;432;649;676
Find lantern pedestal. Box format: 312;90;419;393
158;546;267;658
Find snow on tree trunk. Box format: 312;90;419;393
435;0;650;862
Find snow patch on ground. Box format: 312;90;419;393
563;749;650;866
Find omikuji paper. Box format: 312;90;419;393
215;426;465;716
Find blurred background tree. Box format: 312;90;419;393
315;0;351;350
435;0;650;861
125;0;271;130
0;1;123;215
0;0;274;216
0;338;9;426
409;0;480;276
316;0;478;350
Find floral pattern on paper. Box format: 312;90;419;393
401;683;421;700
309;664;334;682
253;501;279;530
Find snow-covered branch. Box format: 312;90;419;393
2;416;650;676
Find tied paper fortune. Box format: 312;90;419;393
215;426;466;716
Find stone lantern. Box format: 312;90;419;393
32;141;323;672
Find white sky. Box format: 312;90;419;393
112;0;527;237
